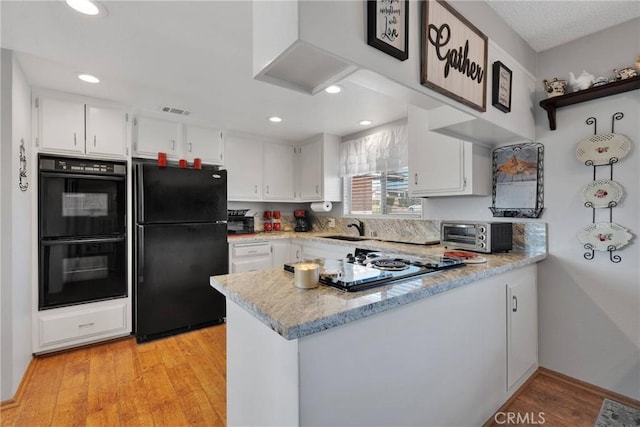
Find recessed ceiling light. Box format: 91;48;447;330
325;85;342;94
359;120;372;126
269;116;283;123
78;73;100;83
65;0;105;16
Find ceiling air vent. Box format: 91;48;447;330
161;106;191;116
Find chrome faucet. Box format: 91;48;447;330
348;220;365;236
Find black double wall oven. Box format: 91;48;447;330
38;155;127;310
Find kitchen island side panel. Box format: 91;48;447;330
226;301;299;427
297;269;514;427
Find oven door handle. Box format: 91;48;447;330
39;171;126;181
40;236;125;245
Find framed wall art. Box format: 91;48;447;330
492;61;512;113
367;0;409;61
490;142;544;218
421;0;487;112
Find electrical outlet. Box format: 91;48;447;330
327;218;336;228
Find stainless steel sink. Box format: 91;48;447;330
322;235;371;242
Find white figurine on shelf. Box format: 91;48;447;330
568;70;595;91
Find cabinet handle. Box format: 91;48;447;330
414;173;418;185
74;132;77;146
266;185;270;194
254;185;258;194
78;322;94;328
170;140;175;150
512;295;518;312
463;177;467;188
93;135;97;147
296;249;300;259
189;142;193;152
315;185;319;194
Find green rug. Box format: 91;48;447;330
595;398;640;427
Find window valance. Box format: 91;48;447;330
340;125;408;177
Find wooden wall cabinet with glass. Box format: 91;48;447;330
133;116;223;165
296;134;342;202
408;106;491;197
35;93;127;158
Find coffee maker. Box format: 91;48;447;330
294;209;310;232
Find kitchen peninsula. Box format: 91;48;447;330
211;234;547;426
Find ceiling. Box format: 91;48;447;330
487;0;640;52
2;1;637;142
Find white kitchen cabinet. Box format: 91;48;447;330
225;134;264;200
408;105;491;197
290;243;304;262
271;240;292;268
301;241;354;260
183;124;224;165
34;299;130;354
36;94;127;157
133;116;182;159
296;133;341;202
229;241;273;273
506;265;538;390
263;143;296;201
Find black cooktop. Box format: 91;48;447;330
284;248;464;292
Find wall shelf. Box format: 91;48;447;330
539;76;640;130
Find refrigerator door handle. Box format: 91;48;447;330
137;225;144;283
215;220;227;224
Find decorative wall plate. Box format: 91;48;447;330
575;133;631;165
577;222;632;251
582;180;624;208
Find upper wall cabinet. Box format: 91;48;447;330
408;106;491;197
296;134;341;202
225;134;264;201
132;117;224;166
35;94;127;158
184;124;224;164
263;142;296;201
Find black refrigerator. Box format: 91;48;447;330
133;161;227;343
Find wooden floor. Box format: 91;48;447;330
2;324;638;426
0;324;227;427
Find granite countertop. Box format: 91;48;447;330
212;236;547;340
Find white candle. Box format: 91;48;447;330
294;263;319;289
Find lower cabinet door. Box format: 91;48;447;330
507;271;538;389
39;301;127;348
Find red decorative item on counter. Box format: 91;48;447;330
264;211;272;220
264;222;273;231
273;222;281;231
193;158;202;169
273;210;281;219
157;152;167;167
179;159;188;168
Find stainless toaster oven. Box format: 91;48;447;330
441;221;512;253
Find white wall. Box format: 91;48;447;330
535;18;640;399
0;49;32;401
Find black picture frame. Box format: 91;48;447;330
492;61;512;113
490;143;544;219
367;0;409;61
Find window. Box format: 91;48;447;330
340;124;422;217
344;167;422;216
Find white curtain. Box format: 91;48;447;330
340;125;408;177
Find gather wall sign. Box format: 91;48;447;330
421;0;488;112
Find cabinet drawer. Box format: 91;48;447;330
39;302;127;347
232;243;271;258
231;256;273;273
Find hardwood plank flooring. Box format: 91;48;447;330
1;325;226;427
3;324;639;426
